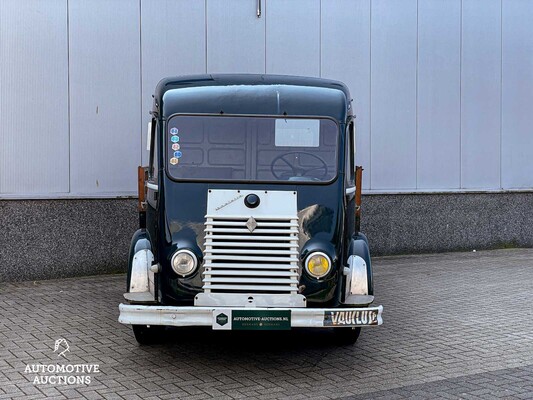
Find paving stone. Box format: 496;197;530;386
1;249;532;399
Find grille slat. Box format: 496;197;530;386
202;284;296;292
202;263;297;270
204;277;300;284
206;241;296;248
206;228;298;234
205;270;298;277
204;235;294;241
205;255;294;262
207;249;299;255
205;221;298;228
203;216;299;294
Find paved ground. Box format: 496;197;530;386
1;249;532;399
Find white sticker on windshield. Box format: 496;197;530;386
275;119;320;147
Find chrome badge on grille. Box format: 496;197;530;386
245;217;258;233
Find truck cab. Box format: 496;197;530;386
119;74;383;345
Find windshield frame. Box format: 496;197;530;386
163;113;342;185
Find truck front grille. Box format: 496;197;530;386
202;216;300;294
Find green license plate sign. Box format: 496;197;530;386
232;310;291;330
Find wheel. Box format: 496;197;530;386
333;327;361;346
270;151;328;180
132;325;165;345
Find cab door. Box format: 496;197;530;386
146;119;159;250
345;119;357;239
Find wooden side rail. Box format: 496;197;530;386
355;166;363;234
137;166;148;228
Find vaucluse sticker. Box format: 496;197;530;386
324;310;379;326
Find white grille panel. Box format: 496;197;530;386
202;216;299;294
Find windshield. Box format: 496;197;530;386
166;115;338;182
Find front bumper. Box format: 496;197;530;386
118;303;383;329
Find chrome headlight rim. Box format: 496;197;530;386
304;251;332;279
170;249;198;277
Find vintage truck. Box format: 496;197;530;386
118;74;383;345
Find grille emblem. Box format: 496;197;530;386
246;217;258;232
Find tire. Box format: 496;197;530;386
333;327;361;346
132;325;165;345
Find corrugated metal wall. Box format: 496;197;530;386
1;0;532;197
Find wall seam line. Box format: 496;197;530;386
459;0;463;189
368;0;372;190
262;1;267;74
415;0;419;189
319;0;322;77
499;0;503;189
205;0;208;74
139;0;143;166
67;0;71;194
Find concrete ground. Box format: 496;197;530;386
1;249;532;399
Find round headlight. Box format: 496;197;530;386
305;252;331;279
171;250;198;277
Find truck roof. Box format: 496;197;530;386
153;74;352;122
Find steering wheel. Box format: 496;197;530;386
270;151;328;180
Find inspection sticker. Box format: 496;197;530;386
169;157;179;165
172;143;180;151
174;151;182;158
170;127;179;135
171;136;180;143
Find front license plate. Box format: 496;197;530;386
323;309;380;327
212;309;291;330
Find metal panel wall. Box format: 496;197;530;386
502;0;533;189
266;0;320;76
461;0;501;189
68;0;141;195
321;0;371;189
417;0;461;189
1;0;533;198
370;0;418;189
207;0;265;74
141;0;206;165
0;0;69;194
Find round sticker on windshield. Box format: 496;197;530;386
174;151;182;158
171;136;180;143
172;143;180;151
170;128;179;135
169;157;179;165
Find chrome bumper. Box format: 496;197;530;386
118;303;383;329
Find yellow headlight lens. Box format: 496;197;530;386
305;252;331;278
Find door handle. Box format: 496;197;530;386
257;0;261;18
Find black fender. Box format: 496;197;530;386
126;229;152;291
347;233;373;296
355;232;369;248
